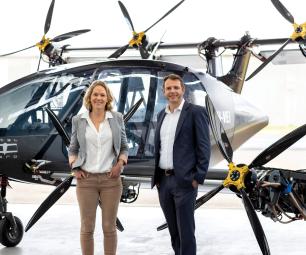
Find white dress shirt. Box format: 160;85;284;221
159;99;185;170
81;111;115;173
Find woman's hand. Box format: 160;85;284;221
73;170;88;179
68;155;77;168
109;161;123;178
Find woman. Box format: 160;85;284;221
68;80;128;255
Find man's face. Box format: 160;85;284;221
163;79;185;105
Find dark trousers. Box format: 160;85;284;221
158;175;198;255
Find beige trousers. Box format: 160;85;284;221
76;173;122;255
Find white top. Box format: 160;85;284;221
159;99;185;170
81;111;115;173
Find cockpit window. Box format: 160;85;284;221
93;68;154;157
0;70;94;136
153;71;207;120
91;68;206;158
96;69;151;121
0;64;207;160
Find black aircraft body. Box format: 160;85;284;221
1;0;306;254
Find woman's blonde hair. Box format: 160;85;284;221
83;80;114;111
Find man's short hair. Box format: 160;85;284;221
163;74;184;89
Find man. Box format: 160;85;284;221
152;74;211;255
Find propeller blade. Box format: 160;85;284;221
25;175;73;232
157;221;168;231
44;0;55;35
51;29;91;43
44;107;70;146
139;45;150;59
108;44;129;58
124;98;144;122
249;123;306;169
116;218;124;232
118;1;135;32
0;0;56;58
37;52;43;72
241;189;271;255
271;0;295;24
97;199;124;232
157;184;224;231
195;184;224;210
246;38;291;81
144;0;185;33
206;96;233;163
0;45;36;57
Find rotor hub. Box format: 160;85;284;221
36;36;51;52
295;26;302;33
129;32;145;47
291;22;306;40
230;170;240;181
223;162;249;190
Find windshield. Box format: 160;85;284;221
0;70;94;136
90;67;207;158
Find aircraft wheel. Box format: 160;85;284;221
0;216;24;247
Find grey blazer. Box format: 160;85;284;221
68;111;128;170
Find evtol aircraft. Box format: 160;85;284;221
0;0;306;254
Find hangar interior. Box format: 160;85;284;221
1;0;306;254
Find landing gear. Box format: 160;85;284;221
0;216;23;247
0;175;24;247
121;180;140;203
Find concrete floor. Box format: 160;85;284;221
1;201;306;255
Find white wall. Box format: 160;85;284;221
1;0;304;50
222;52;306;127
242;61;306;127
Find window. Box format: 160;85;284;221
93;68;207;158
96;68;154;157
0;70;94;136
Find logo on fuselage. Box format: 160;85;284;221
0;138;18;159
217;110;231;124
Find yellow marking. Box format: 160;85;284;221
129;31;145;47
223;162;250;190
291;22;306;41
36;35;51;52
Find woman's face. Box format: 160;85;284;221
90;85;108;111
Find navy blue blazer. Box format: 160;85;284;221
152;101;211;188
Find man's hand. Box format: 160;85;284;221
192;179;199;189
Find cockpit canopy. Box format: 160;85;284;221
0;62;207;158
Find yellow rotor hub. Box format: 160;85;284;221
36;35;51;52
223;162;250;190
291;22;306;41
129;31;145;47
